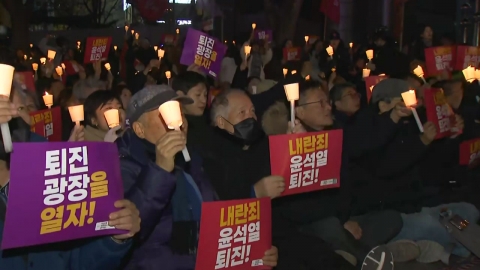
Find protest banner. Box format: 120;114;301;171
30;107;63;141
180;28;227;78
84;37;113;64
2;142;125;249
365;75;388;103
455;46;480;70
459;138;480;168
282;47;301;61
269;130;343;196
254;30;272;42
14;71;35;92
424;88;461;139
196;197;271;270
425;46;455;77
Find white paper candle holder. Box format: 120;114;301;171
284;83;299;129
401;90;424;133
43;92;53;109
47;50;56;60
104;109;120;128
158;101;191;162
68;105;84;126
0;64;15;153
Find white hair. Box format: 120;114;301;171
209;89;246;126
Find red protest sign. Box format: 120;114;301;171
455;46;480;70
196;198;271;270
14;71;35;92
424;88;461;139
83;37;112;64
425;46;455;77
283;47;301;61
365;75;388;103
30;107;62;141
269;130;343;197
459;138;480;168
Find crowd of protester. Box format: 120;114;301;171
0;23;479;270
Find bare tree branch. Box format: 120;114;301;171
102;0;120;24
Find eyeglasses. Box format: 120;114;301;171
341;92;361;100
298;99;330;108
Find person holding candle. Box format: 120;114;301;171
83;90;125;142
364;79;480;264
240;39;272;80
115;85;265;270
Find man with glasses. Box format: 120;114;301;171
329;83;361;119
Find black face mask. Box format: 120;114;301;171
225;117;263;145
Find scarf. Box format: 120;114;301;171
139;138;203;255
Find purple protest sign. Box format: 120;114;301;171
254;29;273;42
2;142;125;249
180;28;227;78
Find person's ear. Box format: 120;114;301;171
215;116;225;130
91;117;98;127
176;90;185;97
132;122;145;139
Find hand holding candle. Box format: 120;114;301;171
362;68;370;78
158;101;191;162
32;63;38;71
165;71;171;85
68;104;84;126
305;36;309;43
244;45;251;58
0;64;15;153
40;57;46;65
43;92;53;109
114;45;118;51
252;23;256;30
284;83;300;129
401;90;424;132
349;42;353;49
105;63;111;71
283;68;288;78
55;66;63;77
104;109;120;128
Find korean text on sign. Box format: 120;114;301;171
194;34;217;71
215;201;263;269
195;198;271;270
41;146;111;234
433;47;452;71
31;110;53;137
90;38;108;61
459;138;480;167
432;91;453;134
269;130;343;196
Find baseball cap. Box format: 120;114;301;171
126;85;193;124
371;78;410;104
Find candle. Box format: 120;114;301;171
68;105;84;126
176;29;180;34
349;42;353;48
47;50;56;60
233;40;236;45
305;75;310;80
0;64;14;153
131;30;134;35
43;92;53;108
413;65;424;78
362;68;370;78
244;45;251;56
61;63;65;70
32;63;38;71
55;66;63;76
305;36;309;43
401;90;424;132
463;66;476;83
40;57;46;64
165;71;171;79
77;41;81;47
326;46;334;56
125;25;129;32
252;23;256;29
29;44;33;48
366;49;374;60
283;68;288;77
104;63;111;71
135;33;140;40
284;83;300;129
158;49;165;58
291;70;297;75
379;73;386;76
154;45;158;51
104;109;120;128
158;101;191;162
23;55;27;60
114;45;118;51
475;69;480;80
